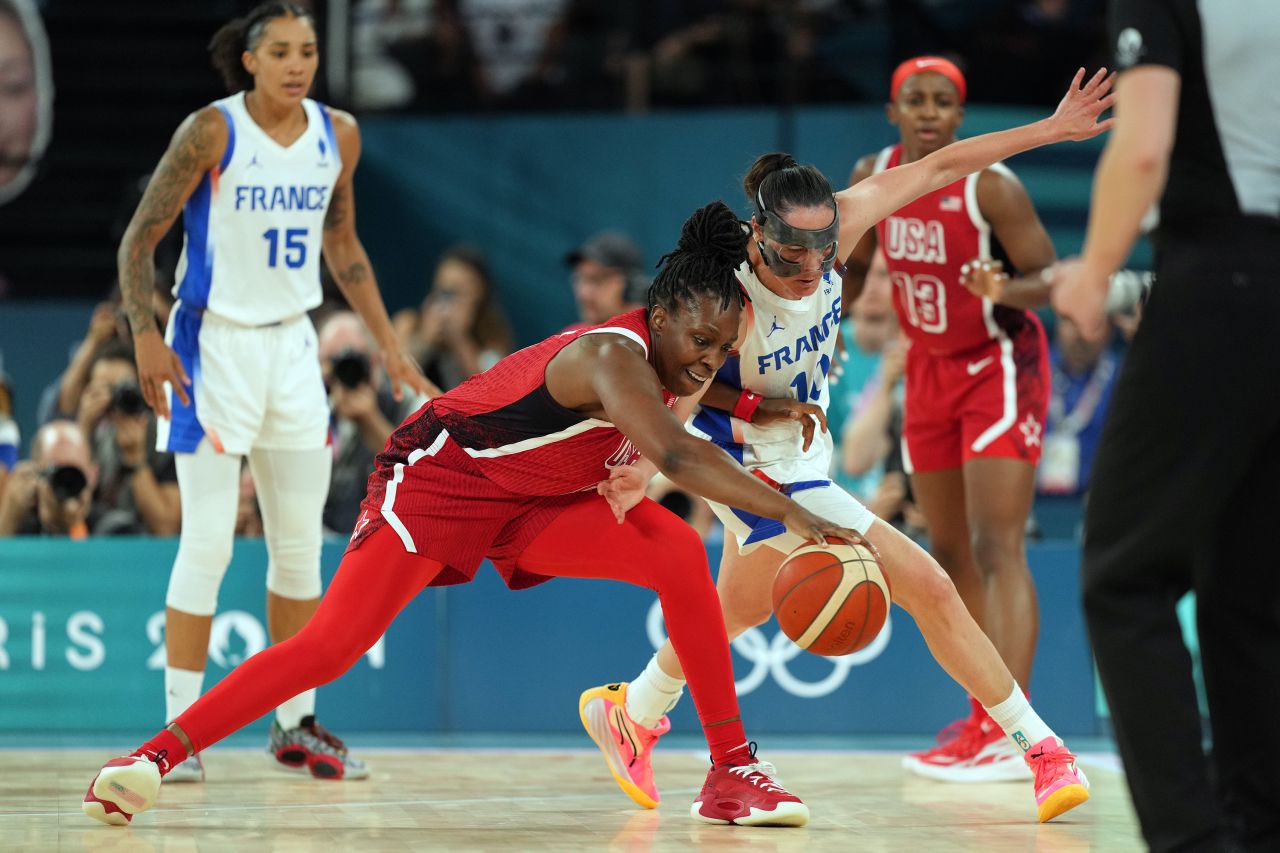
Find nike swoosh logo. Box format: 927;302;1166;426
966;356;994;376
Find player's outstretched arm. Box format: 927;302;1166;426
579;338;859;545
118;107;225;416
835;67;1116;249
321;109;440;400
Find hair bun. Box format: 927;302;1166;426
675;200;748;268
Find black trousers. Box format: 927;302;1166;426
1083;218;1280;853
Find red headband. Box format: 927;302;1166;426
890;56;967;103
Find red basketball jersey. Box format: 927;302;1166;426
873;144;1035;355
376;308;675;497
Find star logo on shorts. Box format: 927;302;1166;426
350;511;371;541
1019;413;1042;448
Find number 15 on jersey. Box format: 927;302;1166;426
263;227;308;269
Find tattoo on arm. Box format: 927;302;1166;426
119;111;219;335
336;261;369;288
324;183;349;232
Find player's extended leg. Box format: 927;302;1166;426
906;465;1005;770
519;497;808;826
962;457;1039;689
249;446;365;780
161;440;242;783
83;525;441;825
584;542;782;808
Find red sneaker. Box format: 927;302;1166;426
903;699;1001;778
691;746;809;827
82;755;165;825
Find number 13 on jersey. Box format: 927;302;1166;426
892;270;948;333
263;227;308;269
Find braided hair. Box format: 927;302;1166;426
208;2;315;93
649;201;748;317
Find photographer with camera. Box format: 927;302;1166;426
75;340;179;536
0;420;96;538
319;311;418;535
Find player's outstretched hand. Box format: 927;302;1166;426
1048;67;1117;142
597;464;647;524
782;505;865;550
1050;257;1111;343
960;257;1009;302
134;329;191;419
382;345;442;401
753;397;828;452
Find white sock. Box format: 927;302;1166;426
625;654;686;729
275;689;316;731
984;683;1057;753
164;666;204;724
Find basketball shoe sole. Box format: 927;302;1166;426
579;683;661;809
907;736;1033;782
82;757;161;825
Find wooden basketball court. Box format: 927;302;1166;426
6;747;1142;851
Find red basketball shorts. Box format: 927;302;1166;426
902;315;1049;473
347;436;584;590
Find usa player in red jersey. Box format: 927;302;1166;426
842;57;1065;781
82;202;863;829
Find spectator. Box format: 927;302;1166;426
0;369;17;495
0;0;52;205
0;420;96;538
563;231;648;330
36;300;130;426
75;340;180;535
320;311;418;535
1036;317;1118;497
393;245;512;391
833;248;898;496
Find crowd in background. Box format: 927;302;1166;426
0;225;1134;542
346;0;1108;112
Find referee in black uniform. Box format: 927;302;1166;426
1053;1;1280;850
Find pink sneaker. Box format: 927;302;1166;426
691;747;809;827
1025;737;1090;822
579;682;670;809
82;755;165;825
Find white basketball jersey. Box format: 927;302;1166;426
173;92;342;326
688;261;843;484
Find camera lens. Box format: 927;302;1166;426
331;349;371;389
46;465;88;502
110;382;148;416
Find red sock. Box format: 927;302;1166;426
131;729;188;776
706;723;752;767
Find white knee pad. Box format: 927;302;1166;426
166;442;241;616
250;447;331;601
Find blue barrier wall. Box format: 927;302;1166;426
0;538;1100;737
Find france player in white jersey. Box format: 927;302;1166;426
579;66;1119;824
115;3;435;783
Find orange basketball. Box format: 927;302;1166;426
772;538;891;657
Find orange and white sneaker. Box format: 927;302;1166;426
82;754;166;825
1025;737;1090;822
691;746;809;827
579;682;670;809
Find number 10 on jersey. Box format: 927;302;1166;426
263;227;308;269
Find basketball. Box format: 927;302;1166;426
772;538;892;657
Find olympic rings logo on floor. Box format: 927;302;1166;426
644;599;892;699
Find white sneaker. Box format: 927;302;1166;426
165;753;205;783
909;734;1033;783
